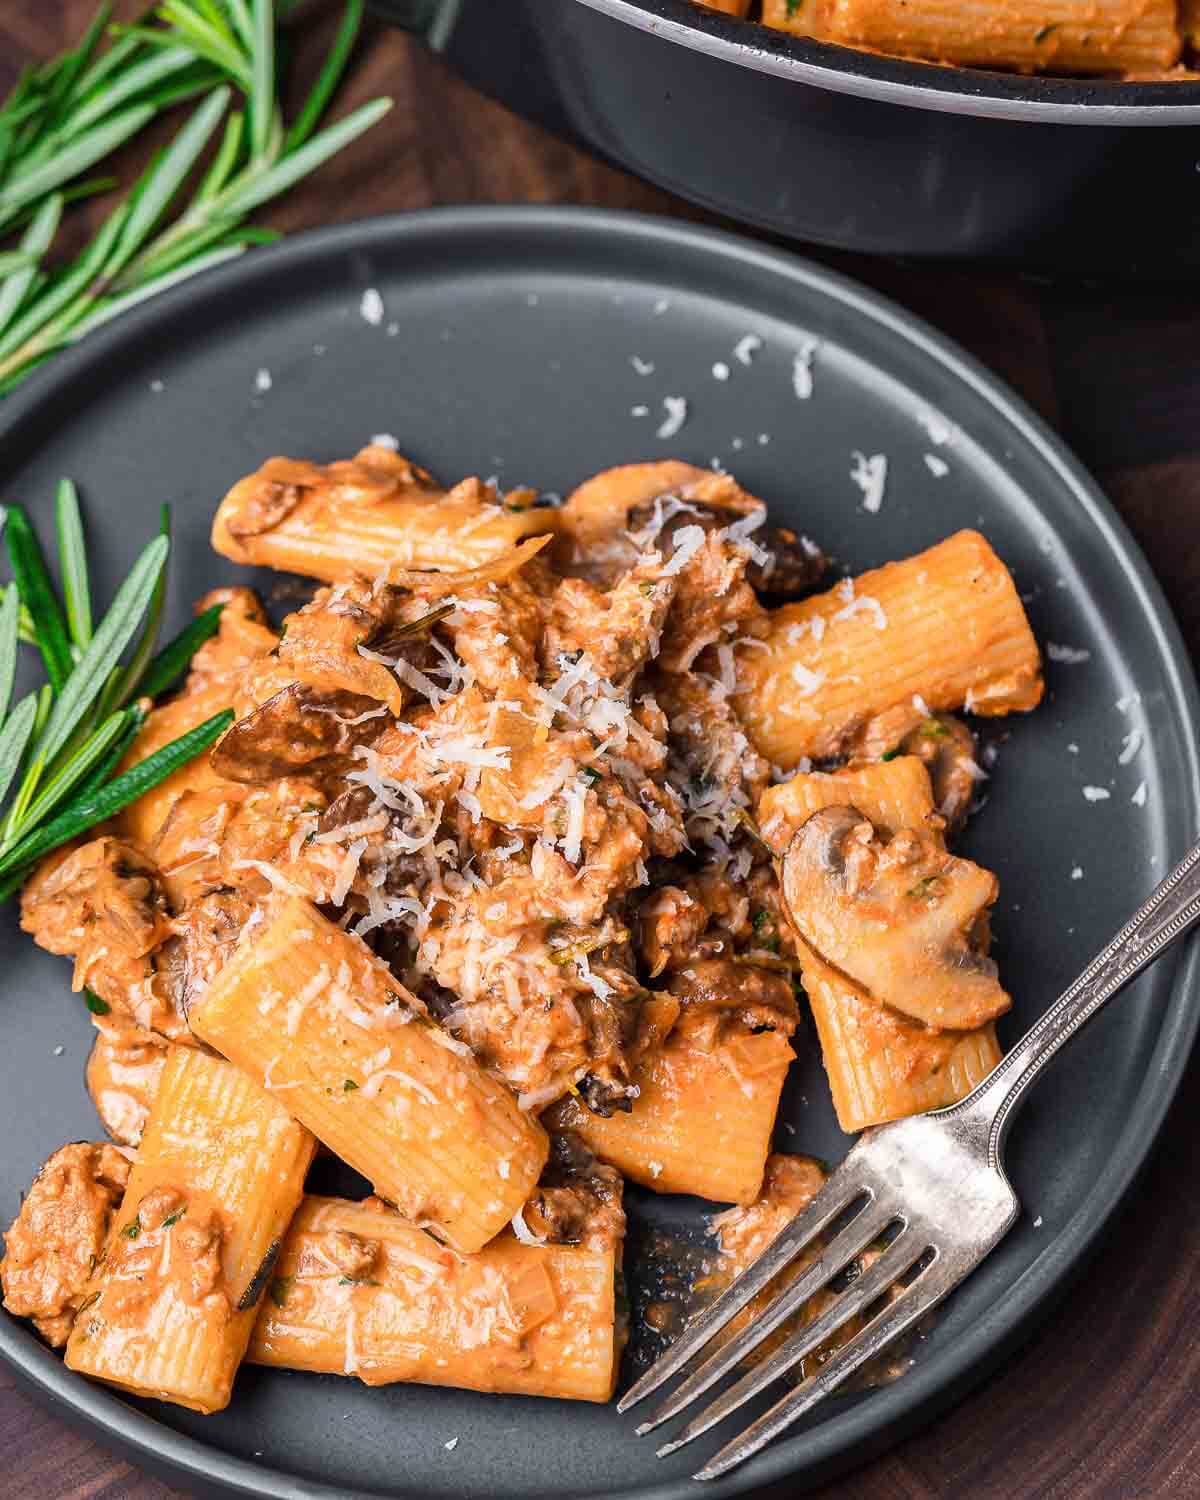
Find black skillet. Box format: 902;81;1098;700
375;0;1200;273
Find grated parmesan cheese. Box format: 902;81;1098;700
790;663;826;697
660;524;706;577
263;1055;303;1091
734;333;762;366
560;776;589;865
832;594;887;631
850;451;888;514
456;790;482;823
791;334;819;398
392;655;448;706
330;839;368;906
656;396;689;440
1047;642;1092;665
917;407;956;446
575;950;612;1001
626;493;702;549
231;859;306;895
361;1067;438;1105
1118;727;1143;765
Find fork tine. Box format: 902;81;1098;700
634;1196;899;1437
616;1170;871;1414
693;1254;948;1482
655;1227;926;1458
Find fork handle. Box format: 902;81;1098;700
949;838;1200;1168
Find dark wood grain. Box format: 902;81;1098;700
3;6;1200;1498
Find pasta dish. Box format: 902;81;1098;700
0;447;1042;1415
697;0;1200;78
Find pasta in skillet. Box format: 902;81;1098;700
1;446;1042;1414
696;0;1193;75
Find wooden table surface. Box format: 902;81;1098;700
4;6;1200;1498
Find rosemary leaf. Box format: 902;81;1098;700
0;103;155;232
0;694;37;809
13;707;134;837
0;192;62;338
112;505;170;708
109;87;231;274
221;97;392;219
74;702;145;803
66;47;198;142
63;243;249;345
55;478;92;649
3;504;73;692
0;203;131;367
0;585;19;722
137;601;223;700
250;0;276;160
285;0;363;152
30;683;52;741
195;109;244;203
225;0;256;50
146;5;252;88
34;532;168;768
0;707;233;881
0;588;36;646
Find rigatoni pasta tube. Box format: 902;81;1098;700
758;755;945;855
759;758;1001;1133
190;896;549;1252
761;0;1181;74
212;446;553;584
735;530;1042;767
64;1047;315;1413
248;1196;622;1401
800;947;1002;1132
547;1022;793;1205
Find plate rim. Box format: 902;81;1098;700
1;204;1197;1500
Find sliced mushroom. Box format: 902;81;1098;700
553;460;826;595
897;714;981;835
212;684;388;783
779;805;1009;1031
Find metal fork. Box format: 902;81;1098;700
619;838;1200;1481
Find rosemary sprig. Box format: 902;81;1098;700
0;483;233;897
0;708;233;898
0;0;388;394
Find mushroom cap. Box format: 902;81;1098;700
780;805;1009;1031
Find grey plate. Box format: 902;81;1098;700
0;208;1197;1500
